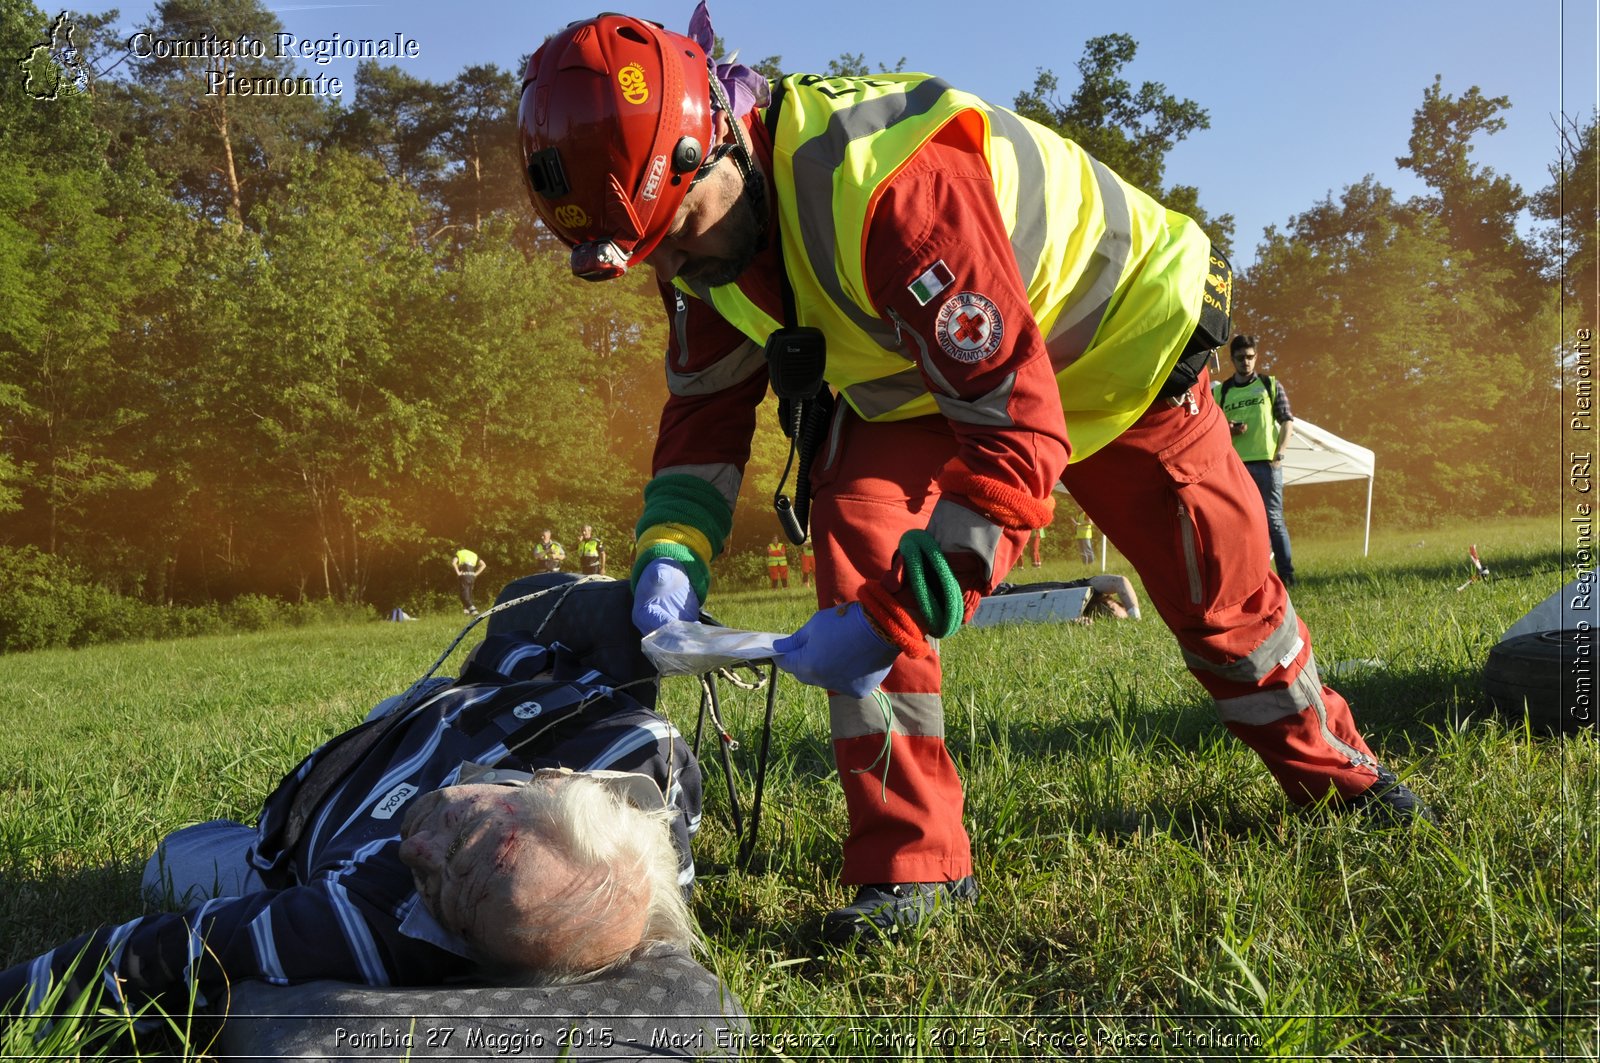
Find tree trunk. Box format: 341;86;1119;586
214;57;244;225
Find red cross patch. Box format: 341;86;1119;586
934;291;1004;363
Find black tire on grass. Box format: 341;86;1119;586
1483;628;1597;733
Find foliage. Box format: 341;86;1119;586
331;60;524;241
110;0;331;225
824;51;906;76
1534;112;1599;327
1237;79;1559;525
1012;35;1234;254
0;546;372;653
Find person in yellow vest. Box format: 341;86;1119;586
451;548;487;616
766;536;789;590
799;538;816;585
576;524;607;576
517;8;1433;944
1214;335;1297;587
1073;510;1096;566
534;529;566;574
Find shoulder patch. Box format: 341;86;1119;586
934;291;1004;363
907;260;954;306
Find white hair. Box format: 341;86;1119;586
501;774;698;980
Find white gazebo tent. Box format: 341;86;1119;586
1056;417;1377;563
1279;418;1376;556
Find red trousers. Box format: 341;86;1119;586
808;374;1382;886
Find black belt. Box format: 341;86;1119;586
1156;247;1234;401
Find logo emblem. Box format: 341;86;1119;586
934;292;1004;363
371;783;418;820
618;62;649;105
512;700;543;720
641;154;667;201
553;204;590;229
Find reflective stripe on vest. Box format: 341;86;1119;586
676;73;1211;460
1215;376;1279;462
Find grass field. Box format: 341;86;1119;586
0;516;1593;1059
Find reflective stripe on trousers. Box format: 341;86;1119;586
1061;371;1382;803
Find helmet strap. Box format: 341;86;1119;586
704;72;762;209
704;72;771;252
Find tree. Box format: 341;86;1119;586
335;62;524;243
1240;179;1556;520
189;149;443;601
0;3;187;564
1534;113;1599;327
436;65;525;234
1396;76;1541;311
409;225;594;577
115;0;330;225
824;52;905;76
1012;35;1232;253
332;62;452;192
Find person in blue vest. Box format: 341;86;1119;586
1214;335;1297;588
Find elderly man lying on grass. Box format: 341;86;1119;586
0;617;703;1027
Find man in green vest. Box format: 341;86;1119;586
766;535;789;590
515;8;1433;945
577;524;607;576
1214;335;1297;587
1072;510;1096;566
451;548;486;616
535;529;566;574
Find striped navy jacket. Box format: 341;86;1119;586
0;632;701;1014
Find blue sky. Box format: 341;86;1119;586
102;1;1596;266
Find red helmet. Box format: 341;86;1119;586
519;14;713;280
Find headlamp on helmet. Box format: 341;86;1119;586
570;239;631;281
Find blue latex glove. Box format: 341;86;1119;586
632;558;701;636
771;602;899;697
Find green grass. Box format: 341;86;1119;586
1;516;1593;1059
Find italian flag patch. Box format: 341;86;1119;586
907;260;955;306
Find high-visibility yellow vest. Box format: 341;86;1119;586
674;73;1211;461
766;544;788;569
1213;376;1279;462
454;549;478;567
578;538;601;558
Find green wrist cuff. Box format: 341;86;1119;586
635;474;734;555
631;542;711;604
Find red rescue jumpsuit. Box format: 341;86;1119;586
652;112;1382;887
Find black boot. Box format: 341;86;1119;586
1346;766;1436;825
821;877;978;945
